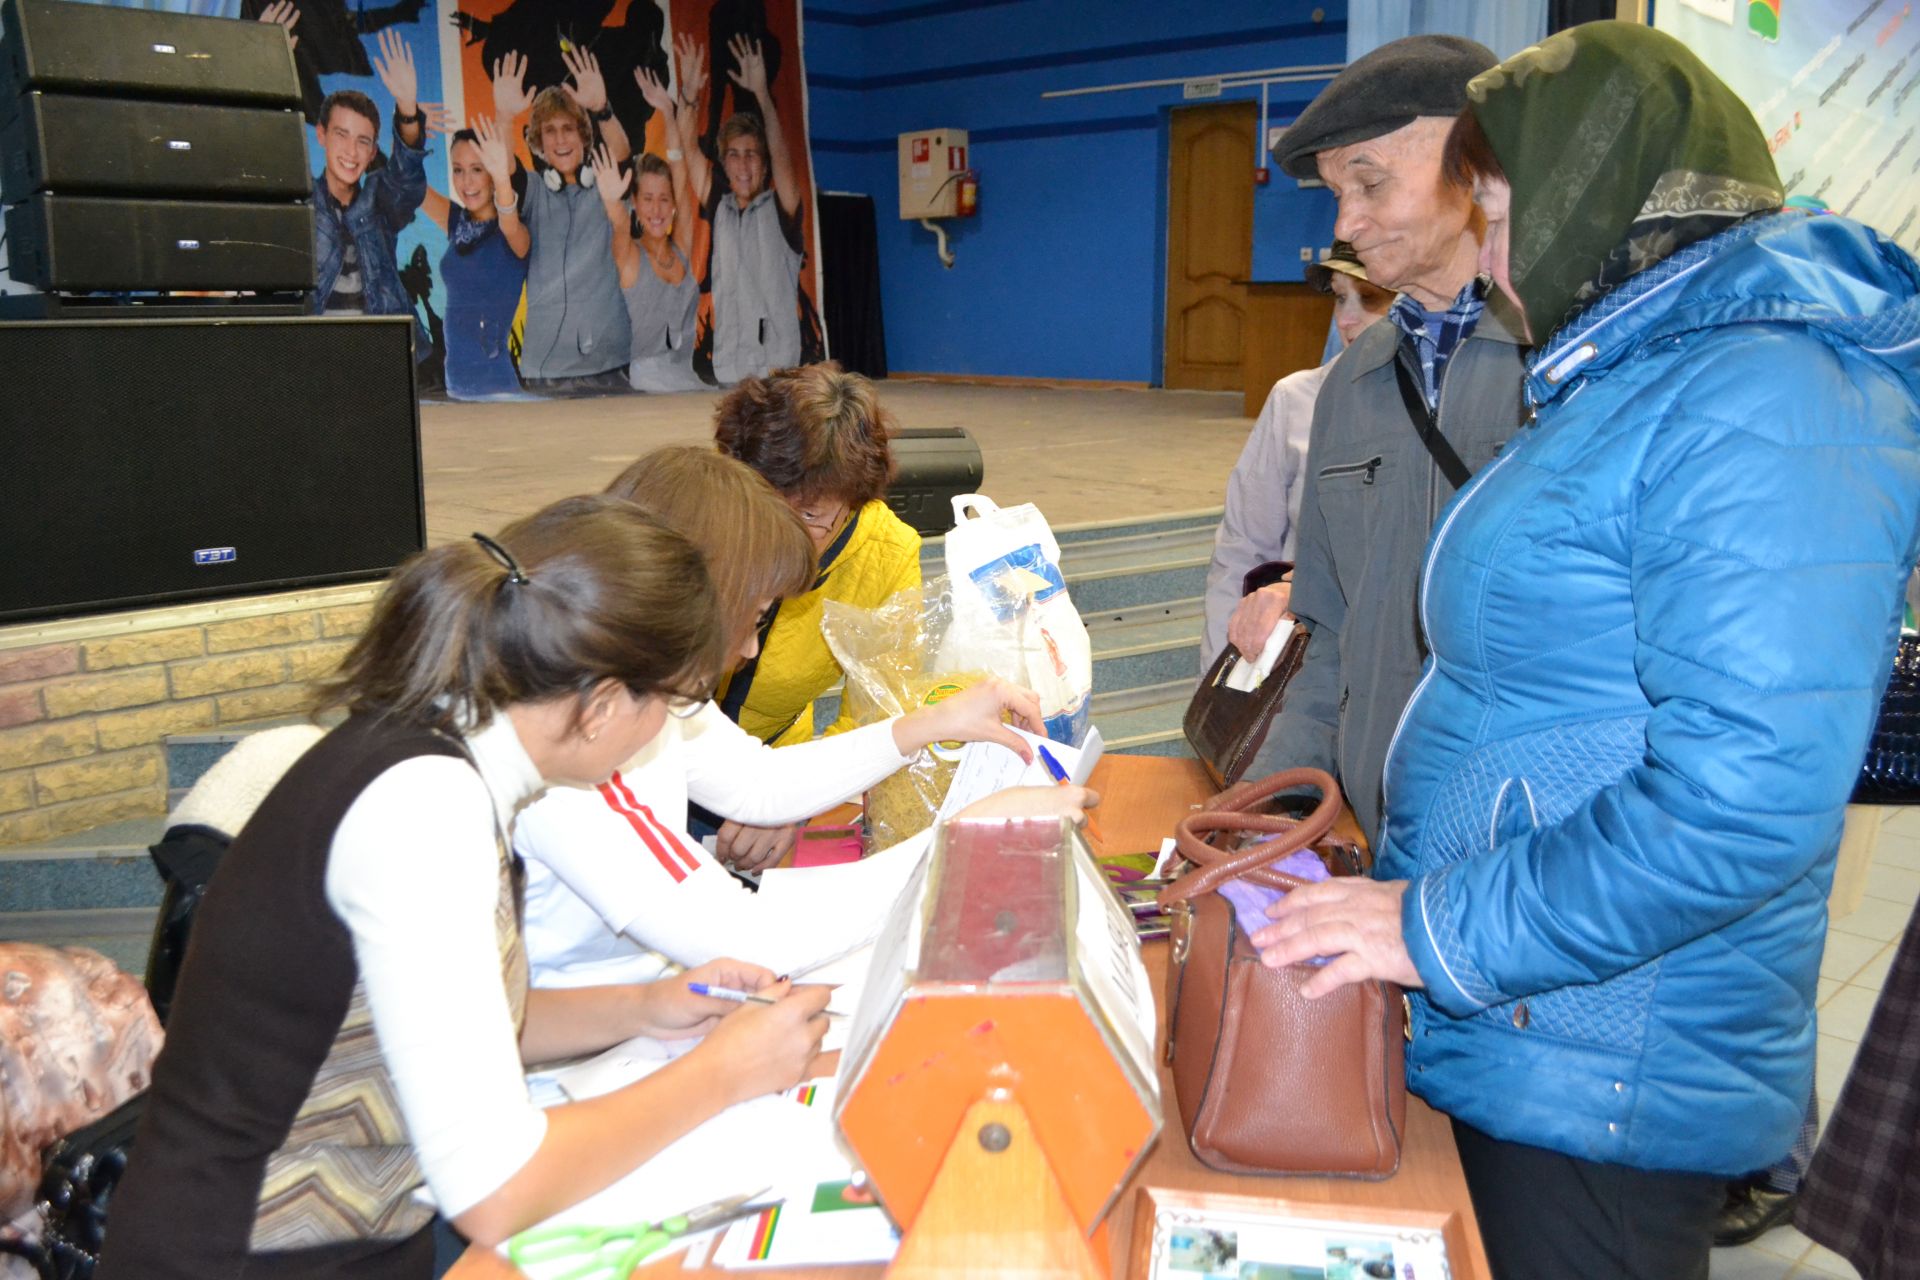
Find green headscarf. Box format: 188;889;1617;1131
1466;21;1783;340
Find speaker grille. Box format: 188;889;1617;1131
0;316;423;622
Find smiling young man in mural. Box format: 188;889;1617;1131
311;28;438;319
678;32;807;385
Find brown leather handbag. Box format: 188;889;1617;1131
1183;624;1312;788
1159;768;1407;1178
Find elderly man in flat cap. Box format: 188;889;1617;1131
1243;35;1528;850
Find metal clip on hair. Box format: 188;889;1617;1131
471;532;530;585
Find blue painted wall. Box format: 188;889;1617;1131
804;0;1345;382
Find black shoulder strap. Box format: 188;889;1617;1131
1392;355;1472;490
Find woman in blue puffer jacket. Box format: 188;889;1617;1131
1252;22;1920;1280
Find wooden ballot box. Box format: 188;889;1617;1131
836;817;1160;1278
641;755;1490;1279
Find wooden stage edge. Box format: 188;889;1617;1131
649;754;1490;1279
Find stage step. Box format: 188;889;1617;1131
0;511;1220;937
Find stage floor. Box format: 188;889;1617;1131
420;381;1251;544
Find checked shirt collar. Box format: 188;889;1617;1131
1389;276;1490;410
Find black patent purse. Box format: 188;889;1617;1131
1853;634;1920;803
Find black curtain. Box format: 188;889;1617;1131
1548;0;1616;34
817;193;887;378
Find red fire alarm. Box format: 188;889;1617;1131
1254;166;1271;186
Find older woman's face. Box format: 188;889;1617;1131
786;494;849;554
1328;272;1395;348
1472;174;1527;341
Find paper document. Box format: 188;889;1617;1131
1224;619;1295;692
934;725;1104;822
710;1078;900;1270
503;1078;852;1278
749;828;934;978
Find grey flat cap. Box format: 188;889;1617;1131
1274;35;1497;179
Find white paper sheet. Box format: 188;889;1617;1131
502;1078;853;1278
933;724;1104;822
1223;618;1295;692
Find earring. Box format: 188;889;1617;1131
586;730;600;743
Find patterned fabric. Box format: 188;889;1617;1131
1388;277;1488;409
1795;901;1920;1276
250;836;528;1249
1465;22;1782;340
1760;1093;1821;1192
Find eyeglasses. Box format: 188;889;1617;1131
791;502;847;534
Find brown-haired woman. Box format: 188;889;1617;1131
598;65;707;394
713;363;923;760
100;496;832;1279
509;448;1085;981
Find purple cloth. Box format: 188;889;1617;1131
1215;849;1331;960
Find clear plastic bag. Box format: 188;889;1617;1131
821;578;987;851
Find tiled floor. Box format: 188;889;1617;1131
417;382;1253;545
1709;808;1920;1279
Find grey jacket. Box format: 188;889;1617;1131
1248;292;1527;845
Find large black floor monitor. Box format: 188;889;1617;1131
0;315;424;623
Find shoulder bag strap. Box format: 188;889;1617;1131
1392;355;1471;490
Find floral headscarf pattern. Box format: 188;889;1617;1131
1466;21;1783;339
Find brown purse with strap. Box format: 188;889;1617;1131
1183;623;1312;789
1159;767;1407;1178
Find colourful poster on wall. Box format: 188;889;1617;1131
1656;0;1920;253
270;0;823;399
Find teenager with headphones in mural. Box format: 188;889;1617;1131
490;48;635;395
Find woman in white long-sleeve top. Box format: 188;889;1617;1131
514;446;1094;988
100;496;832;1278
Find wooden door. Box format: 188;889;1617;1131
1164;101;1256;391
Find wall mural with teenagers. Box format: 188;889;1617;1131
110;0;827;399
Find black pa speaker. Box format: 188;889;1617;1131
885;427;984;536
0;0;299;108
0;92;310;203
4;194;314;292
0;316;424;623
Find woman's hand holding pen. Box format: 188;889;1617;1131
639;958;782;1039
693;976;834;1104
891;676;1045;762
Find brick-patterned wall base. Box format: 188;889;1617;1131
0;584;381;844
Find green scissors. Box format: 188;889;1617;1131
507;1187;778;1280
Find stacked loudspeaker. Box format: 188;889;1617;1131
0;0;426;624
0;0;314;309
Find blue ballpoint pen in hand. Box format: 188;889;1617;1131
1035;743;1104;846
688;981;846;1017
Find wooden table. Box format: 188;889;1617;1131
648;754;1489;1278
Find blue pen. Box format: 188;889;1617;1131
1035;743;1104;844
1035;743;1071;783
689;981;845;1016
688;981;773;1005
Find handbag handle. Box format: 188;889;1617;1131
1160;767;1341;906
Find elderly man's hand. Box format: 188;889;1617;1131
1250;877;1423;999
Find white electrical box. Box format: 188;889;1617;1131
899;128;969;219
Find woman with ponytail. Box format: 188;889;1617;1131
101;496;833;1278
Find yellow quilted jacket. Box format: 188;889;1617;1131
721;500;923;745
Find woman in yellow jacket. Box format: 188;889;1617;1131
710;362;922;868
